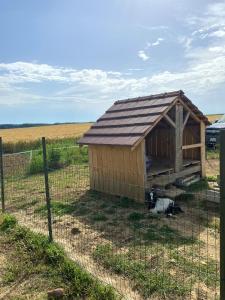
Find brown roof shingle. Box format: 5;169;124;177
78;90;209;147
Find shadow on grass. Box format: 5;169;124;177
34;190;203;248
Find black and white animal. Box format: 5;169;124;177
145;188;183;217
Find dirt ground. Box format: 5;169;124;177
206;159;220;177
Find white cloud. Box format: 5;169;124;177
2;2;225;109
138;25;168;31
207;2;225;17
152;38;164;46
128;68;144;71
178;36;193;51
146;38;164;48
188;2;225;42
137;50;149;61
209;46;225;53
1;51;225;108
209;29;225;38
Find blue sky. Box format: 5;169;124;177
0;0;225;123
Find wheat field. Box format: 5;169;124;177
207;114;223;123
0;113;223;143
0;123;92;143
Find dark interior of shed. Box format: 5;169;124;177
145;106;201;177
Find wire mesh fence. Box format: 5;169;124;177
0;136;222;300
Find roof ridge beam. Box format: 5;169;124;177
115;90;183;104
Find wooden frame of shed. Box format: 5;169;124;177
78;90;210;202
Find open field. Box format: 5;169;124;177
206;114;224;124
0;123;92;143
0;114;223;144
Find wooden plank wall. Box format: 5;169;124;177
183;125;201;160
88;141;145;202
145;127;174;160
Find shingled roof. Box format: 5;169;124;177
78;90;209;147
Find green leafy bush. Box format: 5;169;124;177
28;151;43;174
48;148;62;170
0;214;17;231
27;144;88;175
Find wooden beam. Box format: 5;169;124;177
164;114;176;128
175;103;183;173
183;111;190;130
146;165;201;187
200;122;206;177
131;96;180;150
178;98;201;124
182;143;202;150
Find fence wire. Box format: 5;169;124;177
0;137;221;300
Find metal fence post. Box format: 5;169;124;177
220;129;225;299
42;137;53;242
0;137;5;213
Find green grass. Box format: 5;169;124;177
143;224;195;246
127;212;145;222
35;201;75;217
0;214;119;300
91;212;108;222
115;197;141;209
174;193;195;202
17;199;39;210
93;244;189;298
170;250;219;288
186;179;209;192
198;214;220;233
104;208;116;215
206;148;220;160
206;175;218;182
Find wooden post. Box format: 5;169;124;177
200;122;206;177
175;103;183;173
0;138;5;213
220;129;225;299
42;137;53;242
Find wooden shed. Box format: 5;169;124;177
78;90;210;201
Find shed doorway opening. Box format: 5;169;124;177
145;117;175;178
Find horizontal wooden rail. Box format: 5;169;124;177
182;143;202;150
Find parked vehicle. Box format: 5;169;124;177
206;114;225;147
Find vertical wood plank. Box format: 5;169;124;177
200;122;206;177
88;147;94;189
175;103;183;172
